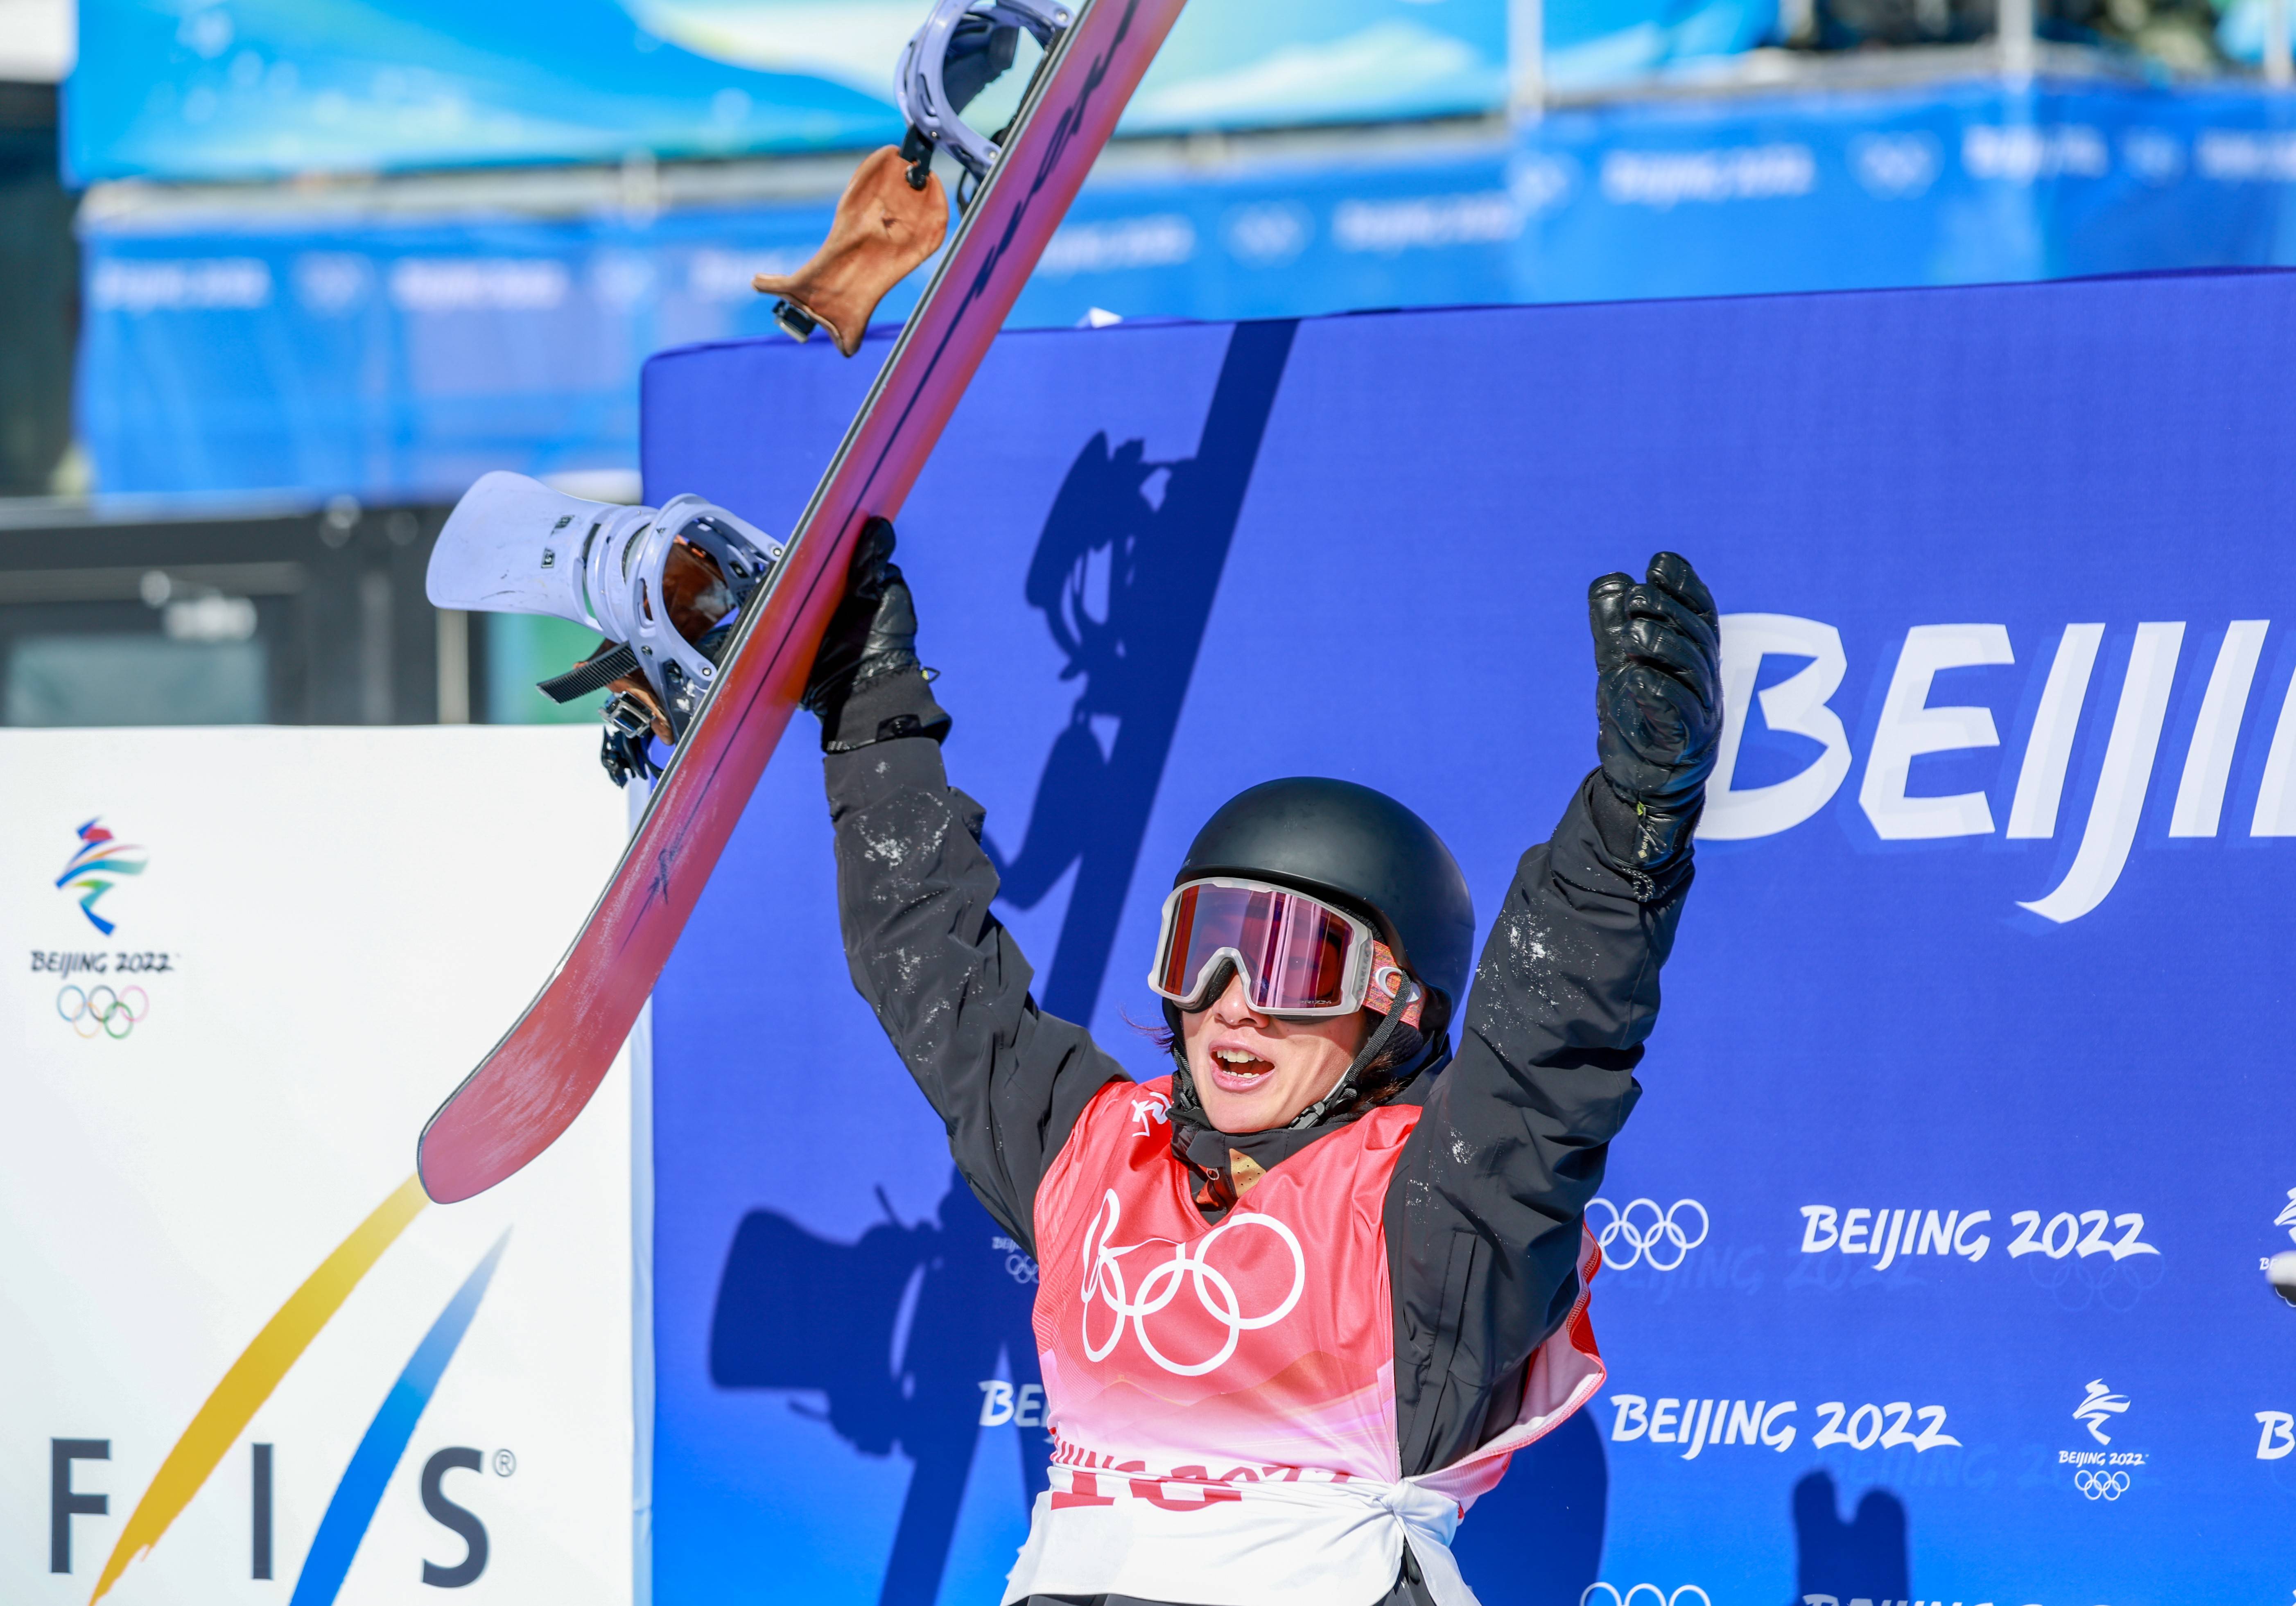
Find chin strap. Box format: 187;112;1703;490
1285;976;1423;1132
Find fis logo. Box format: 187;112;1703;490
56;818;146;936
51;1179;509;1602
2073;1378;2131;1445
1703;614;2296;922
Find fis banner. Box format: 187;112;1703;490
0;729;637;1606
642;272;2296;1605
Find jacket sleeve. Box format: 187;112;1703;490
1389;770;1692;1477
826;733;1131;1258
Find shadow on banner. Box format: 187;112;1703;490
707;319;1303;1606
985;318;1301;1025
1791;1471;1909;1606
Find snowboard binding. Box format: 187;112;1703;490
753;0;1069;356
425;471;784;786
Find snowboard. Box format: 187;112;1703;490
417;0;1191;1203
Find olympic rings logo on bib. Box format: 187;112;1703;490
1584;1197;1708;1272
2074;1468;2130;1500
1079;1189;1306;1377
57;984;149;1041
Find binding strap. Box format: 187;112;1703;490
537;644;639;704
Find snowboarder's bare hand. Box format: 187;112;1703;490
1588;551;1722;827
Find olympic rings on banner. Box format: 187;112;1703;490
1584;1197;1709;1272
1580;1586;1712;1606
56;984;148;1040
2074;1469;2131;1500
1080;1189;1306;1377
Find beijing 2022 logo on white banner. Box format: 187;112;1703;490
33;816;174;1043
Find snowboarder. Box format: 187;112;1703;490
805;518;1722;1606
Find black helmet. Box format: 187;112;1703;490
1174;777;1476;1017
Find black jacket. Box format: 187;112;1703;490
827;733;1692;1605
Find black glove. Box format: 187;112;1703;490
802;517;951;754
1587;551;1721;868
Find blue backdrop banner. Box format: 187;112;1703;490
77;77;2296;501
642;269;2296;1606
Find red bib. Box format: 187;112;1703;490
1004;1075;1605;1606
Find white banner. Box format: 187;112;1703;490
0;727;636;1606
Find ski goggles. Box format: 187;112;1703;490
1148;876;1423;1026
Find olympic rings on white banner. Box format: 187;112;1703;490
56;984;148;1041
1080;1189;1306;1376
1584;1197;1709;1271
1580;1585;1712;1606
2074;1468;2131;1500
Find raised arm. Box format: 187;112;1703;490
1390;553;1722;1476
811;522;1129;1254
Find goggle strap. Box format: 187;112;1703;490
1287;972;1423;1132
1363;940;1424;1028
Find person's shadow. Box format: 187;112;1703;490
710;1172;1043;1606
984;318;1300;1026
707;320;1302;1606
1789;1470;1909;1605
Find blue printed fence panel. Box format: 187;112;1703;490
644;274;2296;1606
76;79;2296;499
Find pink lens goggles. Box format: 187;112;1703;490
1148;876;1422;1025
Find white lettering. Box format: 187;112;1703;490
1963;123;2109;181
1014;1382;1044;1428
2252;653;2296;836
1331;193;1522;253
2169;621;2269;836
1701;614;1853;840
2006;623;2104;838
1038;215;1197;277
1954;1209;1992;1260
2020;621;2185;922
1609;1394;1649;1441
1873;1208;1908;1270
2258;1410;2295;1459
90;256;273;313
978;1380;1014;1426
1799;1205;1840;1252
1860;624;2014;839
1760;1401;1798;1451
389;257;569;312
1649;1397;1681;1443
1600;145;1817;208
1839;1208;1872;1256
2198;128;2296;180
1681;1398;1716;1459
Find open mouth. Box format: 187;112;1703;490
1206;1046;1274;1093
